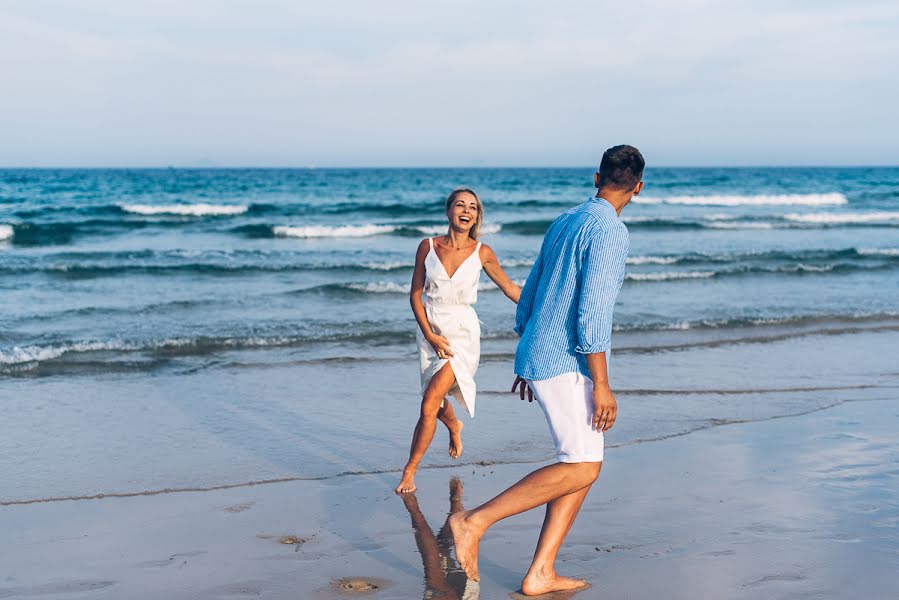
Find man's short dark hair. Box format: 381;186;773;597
597;145;645;190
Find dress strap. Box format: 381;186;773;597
428;238;434;250
475;241;482;251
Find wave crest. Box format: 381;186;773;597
634;193;847;206
784;211;899;224
626;271;716;281
119;203;249;216
273;224;396;238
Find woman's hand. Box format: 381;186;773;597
428;333;455;359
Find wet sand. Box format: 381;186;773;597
2;387;897;599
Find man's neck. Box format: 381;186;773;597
594;191;631;215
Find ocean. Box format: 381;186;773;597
2;167;898;503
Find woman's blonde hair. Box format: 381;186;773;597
445;187;484;240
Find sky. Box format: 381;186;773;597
0;0;897;167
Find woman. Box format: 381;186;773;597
396;188;520;494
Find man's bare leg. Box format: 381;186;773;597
396;362;457;494
449;461;601;581
437;399;464;459
520;481;594;595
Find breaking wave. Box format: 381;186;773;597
634;193;848;206
119;203;249;216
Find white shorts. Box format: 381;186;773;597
528;371;604;464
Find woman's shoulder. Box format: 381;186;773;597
477;242;496;261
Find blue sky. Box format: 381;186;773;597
0;1;897;167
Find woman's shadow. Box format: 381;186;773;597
400;477;480;600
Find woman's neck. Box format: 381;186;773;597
444;228;472;249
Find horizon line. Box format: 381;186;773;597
1;164;898;170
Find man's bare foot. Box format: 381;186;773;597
448;510;481;582
395;466;417;494
447;420;464;459
521;569;588;596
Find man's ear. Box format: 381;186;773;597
594;172;601;189
632;181;644;196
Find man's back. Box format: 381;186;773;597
514;197;629;381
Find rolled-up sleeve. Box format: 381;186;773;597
575;223;629;354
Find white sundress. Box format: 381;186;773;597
417;238;483;418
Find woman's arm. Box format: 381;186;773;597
410;239;455;356
480;244;521;303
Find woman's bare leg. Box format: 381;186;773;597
437;399;464;458
396;362;457;493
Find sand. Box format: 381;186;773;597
2;387;897;599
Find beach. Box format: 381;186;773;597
2;326;897;599
2;167;898;598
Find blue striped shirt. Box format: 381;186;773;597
514;197;629;381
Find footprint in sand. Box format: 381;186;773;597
256;533;308;546
223;501;255;513
331;577;390;594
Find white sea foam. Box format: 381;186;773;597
634;193;848;206
0;340;142;365
0;224;13;241
627;256;679;265
120;203;249;216
626;271;716;281
478;279;526;291
620;216;661;223
414;225;448;235
345;281;407;293
858;248;899;256
503;258;537;268
783;211;899;224
274;224;396;238
361;261;412;271
0;336;303;367
706;222;775;229
414;224;502;235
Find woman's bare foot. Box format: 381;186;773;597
395;466;417;494
447;420;464;459
448;476;463;502
448;510;481;581
521;569;588;596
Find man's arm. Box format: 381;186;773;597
585;352;616;431
576;223;628;431
575;224;629;354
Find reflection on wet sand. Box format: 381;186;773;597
401;477;479;600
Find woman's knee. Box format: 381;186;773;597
420;395;444;419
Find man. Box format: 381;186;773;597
449;145;644;595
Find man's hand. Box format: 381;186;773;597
511;375;533;402
592;383;617;432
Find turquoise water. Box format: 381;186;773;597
2;167;897;375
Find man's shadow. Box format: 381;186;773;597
400;477;480;600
